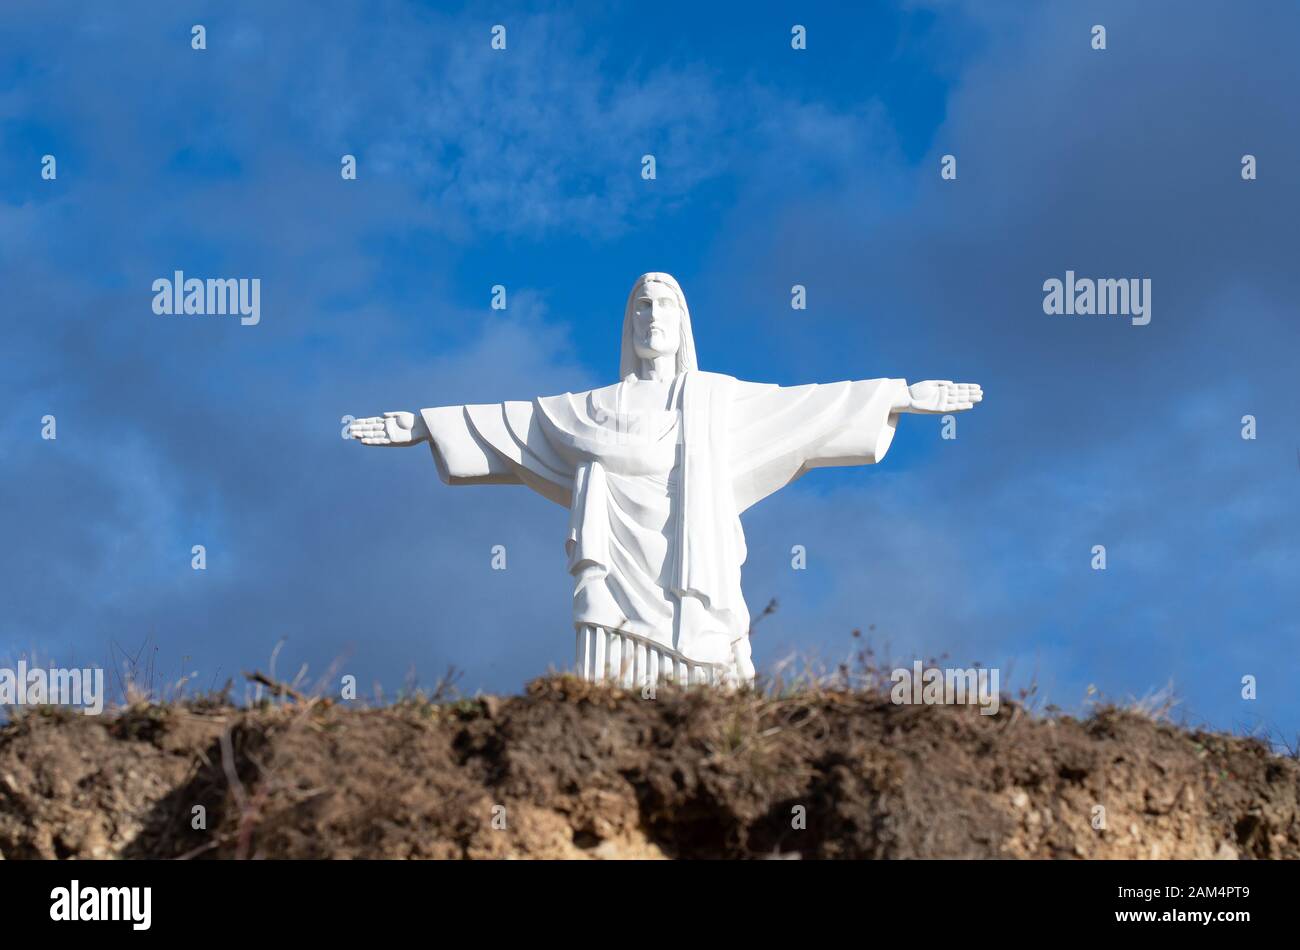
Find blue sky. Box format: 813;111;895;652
2;1;1296;739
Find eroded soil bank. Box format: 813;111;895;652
1;677;1295;859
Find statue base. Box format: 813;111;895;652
575;625;728;687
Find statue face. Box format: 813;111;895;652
631;280;682;362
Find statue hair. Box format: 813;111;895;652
619;272;698;380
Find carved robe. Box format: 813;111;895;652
420;371;909;682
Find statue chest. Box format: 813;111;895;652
583;386;681;476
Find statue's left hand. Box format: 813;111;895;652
906;380;982;414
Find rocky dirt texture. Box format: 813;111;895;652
1;676;1295;859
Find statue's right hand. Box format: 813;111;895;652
349;411;425;446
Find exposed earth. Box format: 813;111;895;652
1;676;1296;859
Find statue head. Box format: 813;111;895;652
620;272;698;380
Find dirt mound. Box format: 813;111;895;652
1;677;1296;859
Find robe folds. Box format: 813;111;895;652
420;372;909;674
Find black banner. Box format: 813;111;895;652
0;858;1281;936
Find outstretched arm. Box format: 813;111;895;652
895;380;983;414
347;404;569;502
729;377;985;511
348;411;429;446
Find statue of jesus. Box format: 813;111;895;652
349;273;982;688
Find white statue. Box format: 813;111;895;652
350;273;981;688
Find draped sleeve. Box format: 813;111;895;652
419;402;576;508
728;378;910;512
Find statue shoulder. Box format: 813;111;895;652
534;382;617;407
686;370;746;389
687;371;777;399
